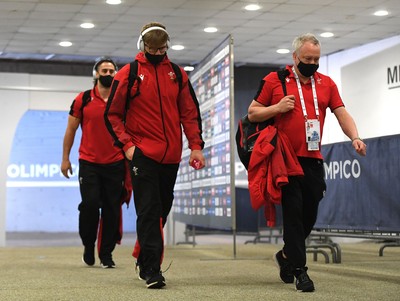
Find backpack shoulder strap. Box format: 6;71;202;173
170;62;183;91
81;89;91;108
79;89;92;122
277;68;290;96
127;60;140;99
123;60;141;122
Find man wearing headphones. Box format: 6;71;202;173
105;22;205;288
61;57;128;269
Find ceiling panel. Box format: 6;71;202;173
0;0;399;67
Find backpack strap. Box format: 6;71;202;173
127;60;140;100
170;62;183;91
277;68;290;96
121;60;141;122
79;89;92;123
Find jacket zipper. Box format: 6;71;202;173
154;64;169;162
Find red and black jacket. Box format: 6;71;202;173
105;52;204;164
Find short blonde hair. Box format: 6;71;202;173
140;22;169;47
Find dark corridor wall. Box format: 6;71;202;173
233;65;281;125
233;65;282;233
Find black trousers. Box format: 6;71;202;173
281;157;326;268
130;148;179;273
78;159;125;260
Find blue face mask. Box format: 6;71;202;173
145;52;166;65
297;60;319;77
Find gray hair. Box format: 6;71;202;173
292;33;320;54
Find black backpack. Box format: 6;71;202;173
235;68;289;170
81;60;183;120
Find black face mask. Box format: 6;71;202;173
297;60;319;77
99;75;113;87
145;52;166;65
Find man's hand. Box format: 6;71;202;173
352;138;367;156
277;94;296;113
189;149;205;169
61;160;73;178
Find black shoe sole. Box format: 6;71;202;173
100;263;116;269
296;286;315;292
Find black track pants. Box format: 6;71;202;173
78;160;125;260
281;157;326;268
130;148;179;272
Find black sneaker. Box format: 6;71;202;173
146;273;165;289
143;270;166;289
82;245;95;266
100;257;116;269
294;267;315;292
273;250;294;283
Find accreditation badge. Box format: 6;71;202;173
305;119;320;151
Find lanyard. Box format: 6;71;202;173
291;66;319;120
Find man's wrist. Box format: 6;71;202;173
351;137;363;142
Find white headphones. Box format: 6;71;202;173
137;26;170;52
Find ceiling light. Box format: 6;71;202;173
184;66;195;72
59;41;72;47
244;4;261;11
106;0;122;5
374;10;389;16
276;48;290;54
320;32;334;38
204;27;218;33
80;23;95;29
171;45;185;51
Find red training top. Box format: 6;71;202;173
255;65;344;159
69;86;124;164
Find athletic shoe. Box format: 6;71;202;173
138;267;165;289
273;250;294;283
294;267;315;292
82;245;95;266
100;257;116;269
144;271;166;289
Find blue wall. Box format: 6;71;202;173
6;110;136;232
